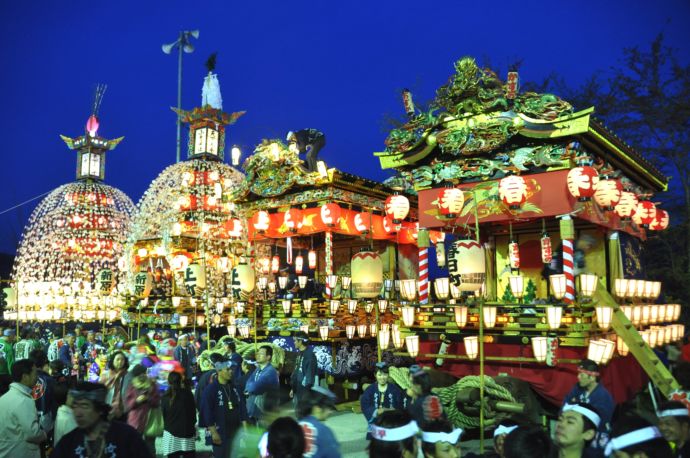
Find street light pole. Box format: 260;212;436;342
162;30;199;163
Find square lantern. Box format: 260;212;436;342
377;299;388;313
508;275;524;299
378;328;390;349
191;123;222;160
357;324;367;338
617;336;629;356
595;305;613;331
370;323;378;337
550;274;567;300
546;306;563;330
434;278;450;301
302;299;313;313
464;336;479;360
454;306;468;328
238;325;250;338
77;150;105;181
400;279;417;301
319;326;329;341
578;274;598;298
346;325;356;340
226;325;236;337
483;306;497;329
406;335;420;358
531;337;548;362
401;306;416;327
614;279;628;299
392;328;404;349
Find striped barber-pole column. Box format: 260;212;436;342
419;247;429;304
562;239;575;303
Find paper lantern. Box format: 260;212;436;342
132;272;153;297
483;306;497;328
391;327;404;349
283;208;303;232
96;269;114;295
347;299;358;314
434;277;450;300
184;264;206;296
307;250;317;269
541;234;553;264
617;336;629;356
613;279;628;298
587;339;614;365
378;328;390;349
593;177;622;210
436;241;446;267
406;335;420;357
295;255;304;274
578;274;598;298
401;306;416;326
532;337;548;362
437;187;465;218
508;241;520;269
377;299;388;313
650;209;669;231
252;211;271;232
354;212;373;234
282;299;292;315
179;315;188;328
385;194;410;223
454;306;468;328
448;239;486;291
498;175;527;209
632;200;657;227
567;166;599;201
357;324;367;338
508;275;524;299
546;306;563;330
351;251;383;298
346;325;356;340
238;325;250;339
370;324;378;337
231;262;256;296
614;191;638;220
320;203;342;227
400;279;417;301
301;299;312;313
271;256;280;274
464;336;479;360
329;300;340;315
259;257;270;274
595;306;613;331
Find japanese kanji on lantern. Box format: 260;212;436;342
354;211;372;234
508;241;520;269
614;191;638;220
385;193;410;223
320;203;342;227
632;200;657;228
567;165;599;201
184;263;206;296
284;208;302;232
252;211;270;232
132;272;153;297
96;269;114;295
437;187;464;219
650;209;669;231
498;175;527;209
448;239;486;291
351;250;383;298
231;260;255;298
593;177;622;210
541;233;553;264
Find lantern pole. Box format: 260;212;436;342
471;189;485;454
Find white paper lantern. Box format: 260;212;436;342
448;239;486;291
351;251;383;298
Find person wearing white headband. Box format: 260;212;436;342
420;419;462;458
606;413;672;458
555;402;601;458
492;420;520;458
657;400;690;457
368;410;419;458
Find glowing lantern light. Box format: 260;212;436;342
546;306;563;330
508;275;524;299
320;203;342;227
464;336;479;360
370;324;378;337
578;274;598;298
406;335;420;357
593;177;622;210
391;327;403;349
532;337;548;362
354;212;372;234
357;324;367;338
508;241;520;269
540;233;553;264
448;240;486;291
347;299;358;314
346;325;356;340
385;194;410;223
614;191;638;220
329;300;340;315
231;261;256;294
567;166;599;201
632;200;657;227
434;278;450;300
650;209;669;231
498;175;528;209
549;274;566;300
252;211;270;233
86;114;100;137
401;306;416;327
454;306;468;328
378;299;388;314
308;250;317;269
483;306;497;329
179;315;188;328
617;336;629;356
378;328;390;349
437;187;465;218
295;255;304;274
271;256;280;274
595;305;613;331
283;208;303;232
238;325;250;339
351;251;383;298
614;279;628;298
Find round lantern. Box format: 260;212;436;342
567;166;599;201
283;208;303;233
437;187;465;218
231;261;256;297
593;177;622;210
252;211;271;233
354;212;373;234
633;200;657;227
614;191;638;220
498;175;528;209
320;203;342;227
271;255;280;274
132;272;153;297
308;250;317;269
448;239;486;291
295;255;304;274
184;263;206;296
385;194;410;223
96;269;115;295
351;251;383;298
227;218;243;237
650;209;669;231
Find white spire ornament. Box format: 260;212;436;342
201;53;223;109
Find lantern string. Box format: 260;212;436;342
541;218;546;234
0;190;54;216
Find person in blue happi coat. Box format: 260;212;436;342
245;345;279;425
360;362;408;435
298;386;342;458
290;331;317;407
563;359;615;458
199;360;247;458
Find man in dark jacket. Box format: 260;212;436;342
290;332;317;407
245;346;279;424
173;334;196;382
30;349;56;437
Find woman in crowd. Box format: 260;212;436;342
100;350;129;421
407;365;445;427
161;371;196;458
53;382;77;446
368;409;419;458
360;362;408;430
125;364;161;455
420;418;462;458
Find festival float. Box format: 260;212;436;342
8;85;135;326
119;56;245;338
372;57;679;436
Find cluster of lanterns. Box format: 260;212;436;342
566;165;668;230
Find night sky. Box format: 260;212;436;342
1;0;689;256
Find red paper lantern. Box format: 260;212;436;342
259;257;270;274
633;201;657;227
508;241;520;269
308;250;317;269
320;203;342;227
86;115;99;137
437;187;465;218
226;218;243;237
593;177;622;210
354;212;373;234
567;166;599;201
382;215;398;234
385;194;410;223
498;175;528;209
614;191;638;220
650;209;669;231
541;233;553;264
295;255;304;274
271;255;280;274
252;211;271;232
283;208;303;232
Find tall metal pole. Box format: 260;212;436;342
176;34;183;164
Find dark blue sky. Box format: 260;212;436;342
1;0;689;255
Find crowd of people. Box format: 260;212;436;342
0;323;688;458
